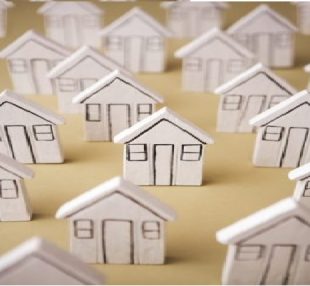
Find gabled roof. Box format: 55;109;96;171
305;64;310;73
0;0;14;8
0;30;70;59
114;107;214;144
100;7;171;37
0;90;65;125
48;45;129;78
73;70;164;104
0;153;34;179
250;89;310;126
38;1;102;15
227;4;297;34
289;162;310;181
215;63;297;95
56;176;176;221
216;198;310;244
0;237;104;284
174;28;255;59
161;1;229;9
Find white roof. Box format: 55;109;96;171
289;162;310;181
0;0;14;8
160;1;229;9
174;28;255;59
114;107;214;144
215;63;297;95
227;4;297;34
217;198;310;244
73;70;164;104
37;1;102;15
0;237;104;284
56;176;177;221
0;90;65;125
250;89;310;126
48;45;129;78
305;64;310;73
0;30;70;59
100;7;171;37
0;153;34;179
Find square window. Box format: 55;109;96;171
142;221;160;240
33;125;54;141
0;180;18;199
222;95;242;111
48;16;62;27
137;104;152;121
181;144;202;161
236;34;248;46
236;245;263;261
58;78;78;92
303;181;310;197
262;126;284;141
170;8;182;19
107;36;122;50
305;246;310;261
86;104;101;122
74;219;93;239
228;59;245;73
84;16;99;28
269;95;290;108
185;58;202;72
147;37;163;51
9;59;28;73
277;33;291;48
127;144;147;161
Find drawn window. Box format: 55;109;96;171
74;220;94;239
142;221;160;240
127;144;147;161
181;144;202;161
137;104;152;121
0;180;18;199
185;58;202;72
303;181;310;197
236;34;248;46
170;7;182;19
222;95;242;111
9;59;28;73
203;8;216;19
47;16;61;27
58;78;78;92
83;16;99;28
86;104;101;122
277;33;291;48
33;125;54;141
236;245;263;261
262;126;284;141
305;246;310;261
228;59;245;73
147;37;163;51
269;95;289;108
107;36;123;50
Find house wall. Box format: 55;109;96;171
297;5;310;34
68;193;165;264
293;179;310;209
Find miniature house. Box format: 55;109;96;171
215;63;297;133
305;64;310;89
114;107;214;186
161;0;228;39
0;30;70;95
0;90;64;164
73;70;164;141
37;1;103;49
100;7;171;73
0;153;33;221
56;176;176;264
174;28;255;92
250;89;310;168
0;0;14;38
295;2;310;35
48;46;129;113
227;4;297;68
0;237;104;284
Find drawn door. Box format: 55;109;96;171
262;245;296;285
64;15;80;47
31;59;53;94
281;128;309;168
239;95;266;132
108;104;130;140
255;33;271;66
125;37;143;72
153;144;174;185
4;126;35;163
205;59;222;91
103;220;133;264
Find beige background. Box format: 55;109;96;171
0;1;309;284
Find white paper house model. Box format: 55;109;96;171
215;63;297;133
37;1;103;49
174;28;255;92
227;4;297;68
160;1;228;39
0;30;70;95
56;176;176;264
0;237;104;284
100;7;171;73
295;2;310;35
0;90;64;164
73;70;164;141
0;0;13;38
114;107;214;186
48;46;129;114
250;89;310;168
0;153;33;222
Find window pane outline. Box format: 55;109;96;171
305;245;310;261
126;144;148;161
303;181;310;197
222;95;242;111
83;15;99;28
58;78;78;92
0;179;18;199
262;126;284;142
181;144;202;161
107;36;123;50
137;104;152;121
147;36;163;51
269;95;289;108
277;33;291;48
74;219;94;239
236;245;264;261
86;104;101;122
33;124;54;141
185;58;202;72
9;59;28;73
142;221;161;240
227;59;245;73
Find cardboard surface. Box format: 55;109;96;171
0;1;309;284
